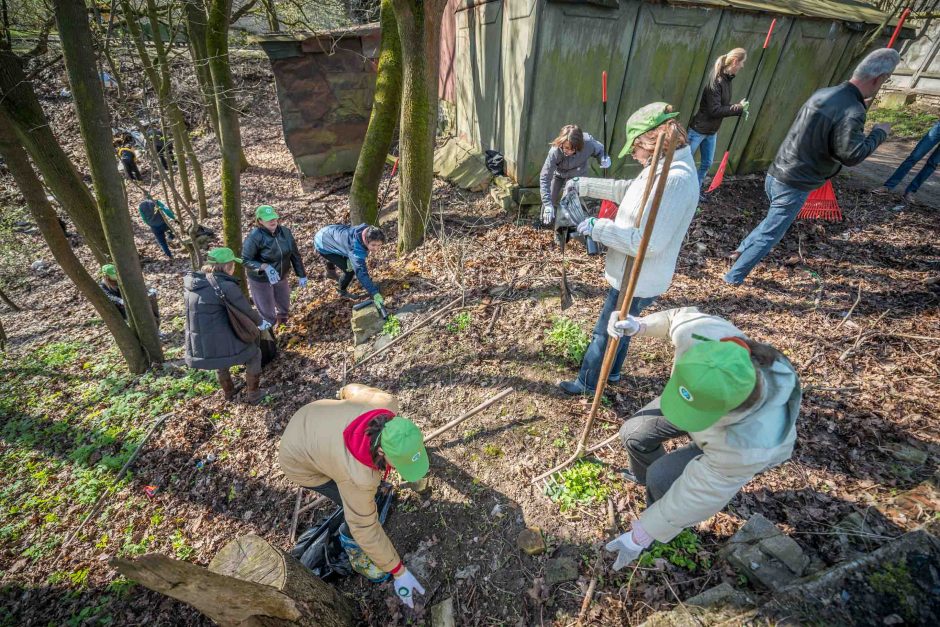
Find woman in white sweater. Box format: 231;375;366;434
559;102;700;395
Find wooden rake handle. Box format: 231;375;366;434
531;128;679;484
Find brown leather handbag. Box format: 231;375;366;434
205;274;260;344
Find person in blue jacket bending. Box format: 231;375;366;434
314;224;386;306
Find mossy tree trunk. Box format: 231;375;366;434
349;0;402;226
0;49;110;265
206;0;246;284
183;0;221;137
53;0;162;368
0;110;150;373
391;0;446;254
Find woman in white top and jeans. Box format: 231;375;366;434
559;102;700;395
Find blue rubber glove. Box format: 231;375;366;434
576;218;596;237
298;277;308;288
373;293;385;308
264;265;280;284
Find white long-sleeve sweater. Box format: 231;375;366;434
578;146;698;298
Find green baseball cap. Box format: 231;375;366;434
619;102;681;158
255;205;279;221
660;340;756;432
206;247;243;264
101;264;117;278
380;416;429;482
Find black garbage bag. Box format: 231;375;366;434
485;150;505;176
290;483;396;581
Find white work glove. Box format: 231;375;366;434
147;287;157;297
264;265;281;284
739;99;751;120
600;155;612;169
605;531;645;571
541;204;555;226
393;568;425;609
114;297;125;306
607;312;644;339
258;320;273;331
564;178;580;195
576;218;595;237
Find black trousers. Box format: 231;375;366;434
619;396;704;503
319;251;355;291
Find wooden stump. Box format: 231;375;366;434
112;534;354;627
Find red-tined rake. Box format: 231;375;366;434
796;180;843;221
533;128;678;490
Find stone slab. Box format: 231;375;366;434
351;305;384;345
433;137;492;192
543;556;579;586
759;534;809;577
430;597;455;627
685;582;754;609
725;543;798;591
727;514;781;545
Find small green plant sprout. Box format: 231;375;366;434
545;317;590;364
171;529;195;561
447;311;472;333
482;443;503;458
382;314;402;338
546;460;614;512
638;529;711;572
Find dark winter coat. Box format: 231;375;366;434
241;225;306;284
690;72;742;136
183;271;262;370
99;280;127;319
768;82;887;191
138;199;175;228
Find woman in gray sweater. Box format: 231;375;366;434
539;124;610;226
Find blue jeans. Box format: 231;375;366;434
724;174;810;285
149;222;174;258
884;121;940;195
575;288;657;392
687;129;717;187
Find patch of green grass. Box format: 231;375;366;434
171;529;195;561
868;106;938;139
446;311;472;333
33;341;82;368
638;529;710;572
482;443;503;458
546;460;615;511
462;427;482;442
382;314;401;338
545;317;590;364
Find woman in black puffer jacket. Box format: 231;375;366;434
184;247;265;404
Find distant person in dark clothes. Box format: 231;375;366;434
873;119;940;205
99;264;160;322
314;223;386;305
138;191;176;258
148;129;175;171
184;248;268;404
724;48;899;285
241;205;307;326
539;124;611;226
689;48;748;194
117;143;142;181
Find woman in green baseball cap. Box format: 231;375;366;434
241;205;307;327
183;247;268;404
601;306;800;572
98;264;161;325
279;384;429;608
558;103;700;396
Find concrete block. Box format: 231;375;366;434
759;534;809;576
725;543;798;591
430;597;455;627
727;513;781;545
351;305;384;345
433;137;492;192
685;582;754;608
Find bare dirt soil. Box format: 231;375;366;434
0;53;938;626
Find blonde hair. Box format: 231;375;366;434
551;124;584;152
631;105;689;157
713;48;747;81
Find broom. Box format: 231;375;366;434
599;71;618;220
707;18;777;193
532;128;677;487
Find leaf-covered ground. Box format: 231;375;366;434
0;53;937;626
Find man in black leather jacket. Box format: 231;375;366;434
725;48;899;285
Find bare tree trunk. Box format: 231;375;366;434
0;49;110;264
0;110;150;373
112;534;354;627
53;0;162;367
0;283;20;312
349;0;401;225
260;0;280;32
391;0;446;254
206;0;246;284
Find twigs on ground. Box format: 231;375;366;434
60;412;172;552
289;488;303;544
833;283;862;331
425;387;514;443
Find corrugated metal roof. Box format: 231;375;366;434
667;0;893;25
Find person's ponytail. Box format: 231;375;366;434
366;414;393;470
